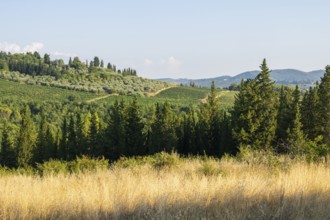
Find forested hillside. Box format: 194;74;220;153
0;52;171;95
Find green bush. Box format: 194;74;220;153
37;160;69;176
151;152;179;169
69;156;109;173
199;160;224;177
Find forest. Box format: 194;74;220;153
0;54;329;169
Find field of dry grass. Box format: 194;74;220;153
0;155;329;219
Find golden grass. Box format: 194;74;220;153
0;159;329;219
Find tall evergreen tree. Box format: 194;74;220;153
89;110;101;156
275;86;293;151
16;105;37;167
232;59;277;150
150;102;177;153
316;66;330;145
34;117;48;163
59;117;68;159
0;123;16;168
301;86;319;140
67;114;77;160
106;100;126;157
125;97;145;156
93;56;100;67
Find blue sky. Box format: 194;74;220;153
1;0;330;79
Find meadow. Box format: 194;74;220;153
0;153;329;219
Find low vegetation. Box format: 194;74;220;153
0;152;328;219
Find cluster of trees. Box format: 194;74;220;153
0;83;233;167
231;59;329;156
0;59;329;168
0;51;138;79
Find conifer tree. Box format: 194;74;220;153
125;97;145;156
89;110;101;156
150;102;177;153
0;123;16;167
106;100;126;157
16;105;37;167
252;59;278;149
93;56;100;67
316;66;330;145
232;59;277;150
207;81;222;155
67;114;77;160
275;86;293;150
301;86;319;140
287;101;306;155
59;117;68;159
34;117;48;163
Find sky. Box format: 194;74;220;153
1;0;330;79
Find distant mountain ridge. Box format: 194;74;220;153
158;69;325;88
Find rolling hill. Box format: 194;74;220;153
159;69;325;88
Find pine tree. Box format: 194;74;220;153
93;56;100;67
100;60;104;68
89;110;101;156
67;114;77;160
207;81;222;155
16;105;37;167
150;102;177;153
275;86;293;151
301;86;319;140
124;97;145;156
232;59;277;150
34;117;48;163
59;117;68;159
252;59;278;149
287;103;306;155
0;123;16;168
316;66;330;145
106;100;126;157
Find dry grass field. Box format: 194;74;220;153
0;155;329;219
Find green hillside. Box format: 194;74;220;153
0;79;103;103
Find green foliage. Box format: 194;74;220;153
151;151;179;169
16;105;37;167
37;159;69;176
232;59;278;150
198;159;224;177
69;156;109;173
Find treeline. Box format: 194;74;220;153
1;59;330;168
0;51;137;79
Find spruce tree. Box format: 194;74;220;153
34;117;48;163
287;102;306;155
232;59;277;150
125;97;145;156
106;100;126;157
275;86;293;151
0;123;16;168
59;117;68;159
301;86;319;140
316;66;330;145
16;105;37;167
150;102;177;153
89;110;101;156
67;114;77;160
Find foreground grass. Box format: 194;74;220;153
0;155;329;219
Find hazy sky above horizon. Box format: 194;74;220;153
1;0;330;79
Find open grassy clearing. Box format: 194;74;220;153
0;154;329;219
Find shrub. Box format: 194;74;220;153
69;156;109;173
37;160;69;176
151;152;179;169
